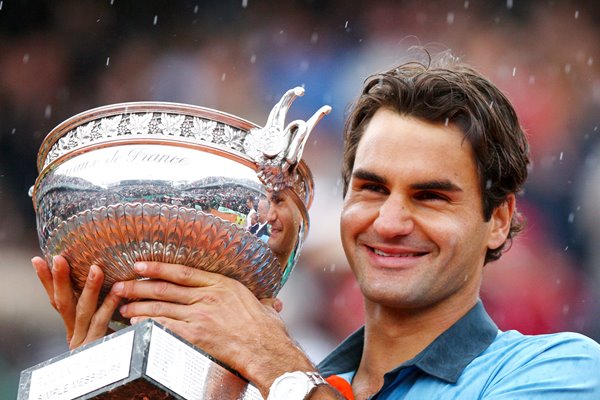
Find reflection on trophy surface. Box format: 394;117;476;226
20;87;331;399
266;190;304;280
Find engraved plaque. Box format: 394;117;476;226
19;320;264;400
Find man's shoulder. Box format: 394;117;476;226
490;330;600;358
460;331;600;400
470;330;600;397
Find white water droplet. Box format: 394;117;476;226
588;57;594;66
564;64;572;74
153;15;158;25
194;5;199;13
106;57;110;67
11;128;16;135
44;105;52;119
444;117;449;126
250;54;256;64
512;67;517;77
447;12;455;24
464;0;469;9
506;0;513;9
568;212;575;224
110;0;114;4
559;152;563;161
310;32;319;43
23;54;30;63
242;0;248;7
0;1;4;10
574;10;579;19
221;73;227;81
344;20;349;29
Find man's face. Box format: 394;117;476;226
267;191;302;268
340;108;511;311
256;199;269;224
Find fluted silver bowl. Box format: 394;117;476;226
30;89;330;318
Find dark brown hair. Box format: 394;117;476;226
342;59;530;264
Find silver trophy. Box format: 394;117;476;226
19;88;330;399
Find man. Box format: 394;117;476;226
245;195;258;230
32;59;600;399
250;196;271;241
266;190;303;273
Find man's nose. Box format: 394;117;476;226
266;208;277;223
372;195;414;238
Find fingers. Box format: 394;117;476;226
132;262;224;288
32;255;119;349
31;256;55;309
81;290;122;348
111;262;238;304
120;300;192;322
112;278;195;305
50;255;78;338
69;265;103;347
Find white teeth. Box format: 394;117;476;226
373;248;419;257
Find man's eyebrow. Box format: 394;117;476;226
352;169;463;192
411;180;463;192
352;169;386;184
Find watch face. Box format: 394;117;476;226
270;372;313;400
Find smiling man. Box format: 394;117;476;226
266;190;303;273
33;58;600;400
314;60;600;399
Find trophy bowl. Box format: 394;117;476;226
30;88;331;322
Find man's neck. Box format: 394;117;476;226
352;295;478;399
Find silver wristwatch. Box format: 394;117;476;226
267;371;327;400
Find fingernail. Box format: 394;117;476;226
113;282;124;294
120;304;128;314
134;262;147;273
88;266;96;280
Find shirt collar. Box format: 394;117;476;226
318;301;498;384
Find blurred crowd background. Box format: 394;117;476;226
2;0;600;396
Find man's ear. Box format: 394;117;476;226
487;194;516;251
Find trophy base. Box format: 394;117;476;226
18;320;264;400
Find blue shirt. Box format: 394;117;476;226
318;301;600;399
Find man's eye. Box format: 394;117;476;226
415;191;448;201
361;183;387;194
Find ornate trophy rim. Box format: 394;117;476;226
32;100;316;212
36;101;260;172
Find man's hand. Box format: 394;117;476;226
112;261;314;396
31;255;122;349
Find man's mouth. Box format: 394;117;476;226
371;248;427;258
